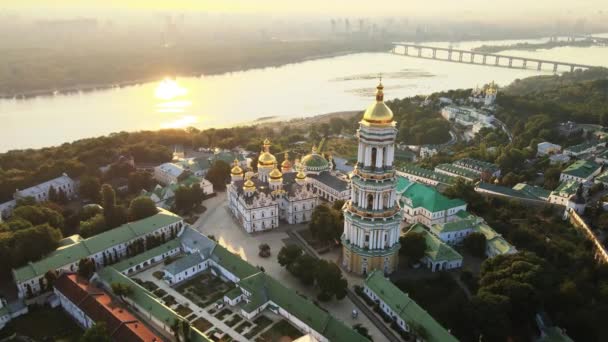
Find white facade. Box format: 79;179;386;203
420;146;439;159
14;173;77;203
154;163;185;185
54;287;95;329
401;202;467;227
1;174;76;218
14;211;184;298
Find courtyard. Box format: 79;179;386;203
193;192;384;341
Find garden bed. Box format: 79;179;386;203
258;319;303;342
234;320;253;334
215;308;232;320
192;317;213;333
175;304;193;317
244;315;273;339
225;314;243;327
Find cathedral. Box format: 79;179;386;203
227;139;349;233
341;81;402;275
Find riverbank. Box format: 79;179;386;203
472;39;599;54
0;40;390;99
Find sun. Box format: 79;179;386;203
155;78;188;100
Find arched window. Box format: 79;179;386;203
367;194;374;210
371;148;377;168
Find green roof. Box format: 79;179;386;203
561;160;601;179
224;287;242;300
596;170;608;184
408;224;463;262
238;272;368;342
552;180;579;196
397;177;466;212
113;239;181;272
454;158;499;174
211;245;259;280
564;142;597;154
398;164;456;186
98;267;182;325
432;217;476;233
435;164;479;180
473;223;516;255
364;270;458;342
13;208;182;283
512;183;551;200
213;152;245;164
476;182;547;201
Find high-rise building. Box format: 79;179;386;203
342;81;401;275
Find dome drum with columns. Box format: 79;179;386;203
342;81;401;276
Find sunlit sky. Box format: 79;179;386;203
5;0;608;18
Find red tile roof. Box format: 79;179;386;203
54;274;162;342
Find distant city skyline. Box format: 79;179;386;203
5;0;608;20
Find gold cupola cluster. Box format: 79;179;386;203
269;167;283;181
281;152;292;173
362;80;394;126
243;174;256;192
231;159;243;176
258;138;277;167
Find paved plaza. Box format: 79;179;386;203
192;192;385;341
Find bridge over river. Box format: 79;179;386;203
392;43;599;72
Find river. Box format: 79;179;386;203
2;35;608;152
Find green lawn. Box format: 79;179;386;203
0;306;82;341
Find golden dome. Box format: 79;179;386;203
269;167;283;180
243;175;256;190
258;152;276;166
258;138;276;166
362;82;394;125
231;159;243;175
281;152;291;169
296;167;307;180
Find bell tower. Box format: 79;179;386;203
342;81;401;275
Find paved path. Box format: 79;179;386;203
193;192;385;341
289;229;402;342
137;266;250;342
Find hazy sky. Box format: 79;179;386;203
5;0;607;18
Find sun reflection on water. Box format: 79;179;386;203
155;78;188;100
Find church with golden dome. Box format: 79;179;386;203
227;138;350;233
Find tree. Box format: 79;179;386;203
309;205;340;245
463;232;487;258
171;318;191;342
79;176;101;202
77;258;96;280
128;171;153;194
111;282;133;300
128;196;158;221
13;205;64;230
81;322;111;342
100;184;116;212
174;184;204;213
48;185;58;203
352;324;373;341
79;213;107;237
44;269;58;290
258;243;271;258
399;232;427;263
543;167;561;190
332;200;346;211
206;160;231;191
288;254;318;286
315;260;348;300
277;244;303;268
